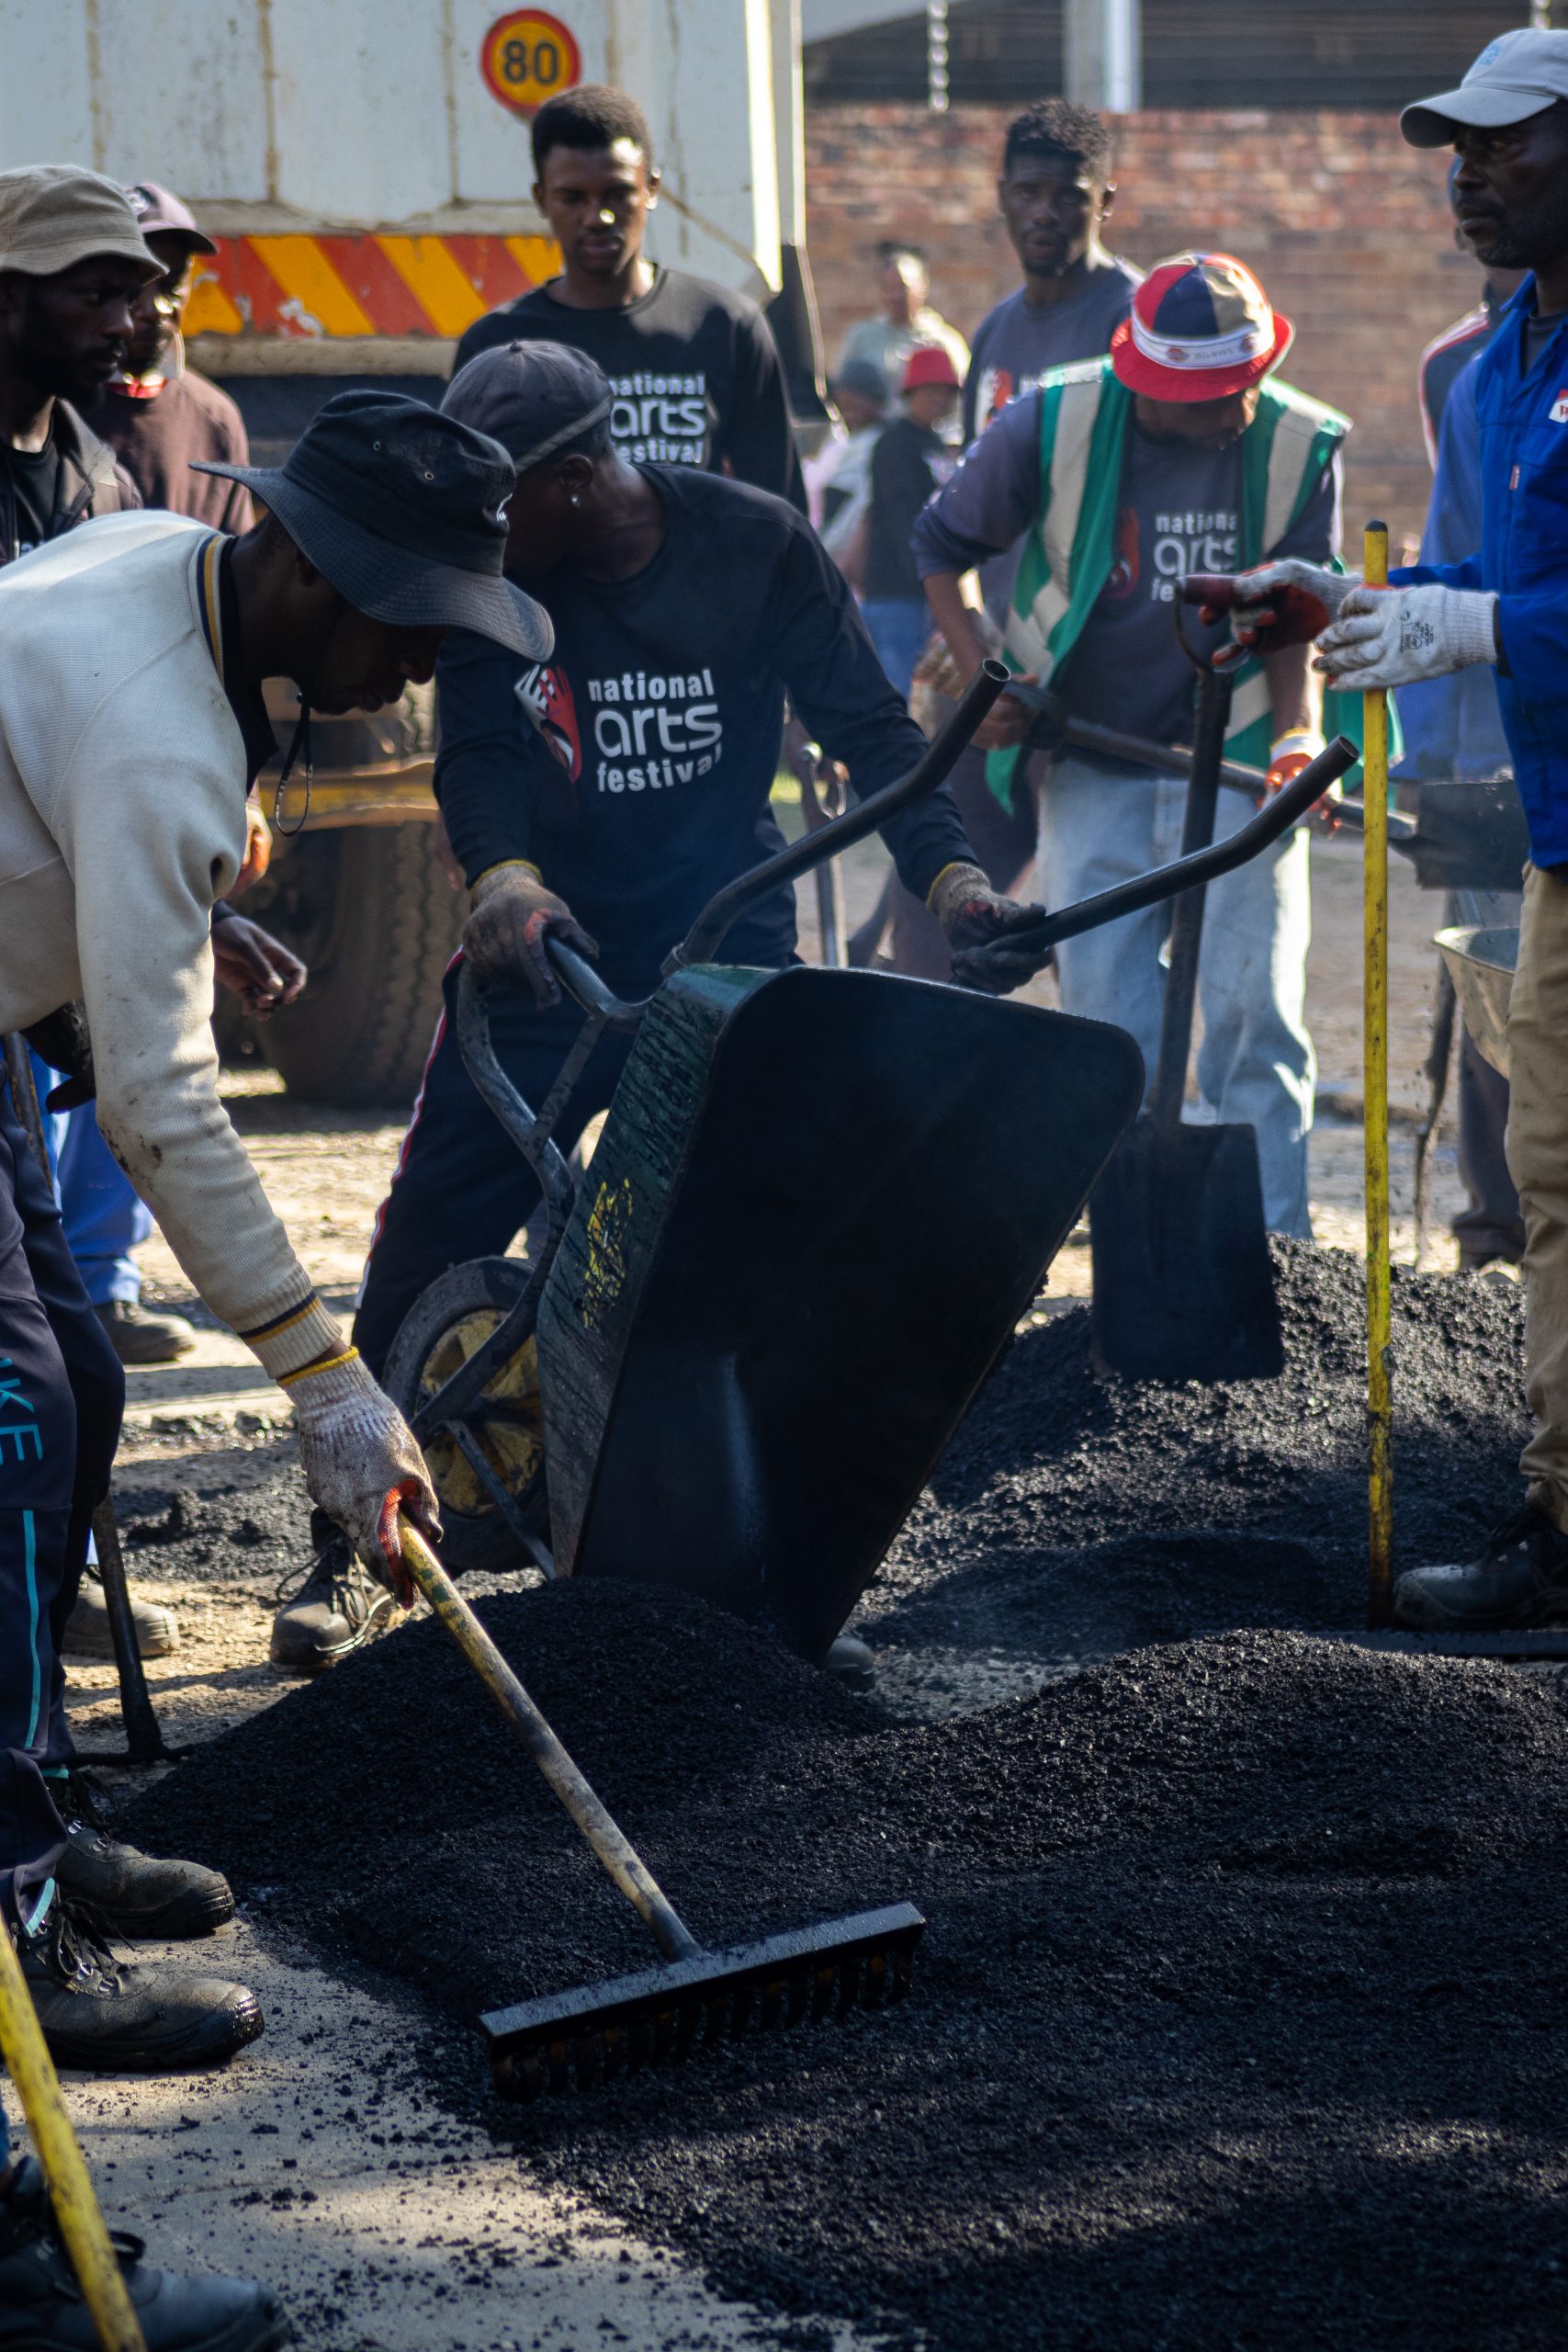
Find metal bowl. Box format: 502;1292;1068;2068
1435;924;1517;1080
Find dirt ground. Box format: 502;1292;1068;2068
21;820;1513;2351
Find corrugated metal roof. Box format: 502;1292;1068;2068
805;0;1529;110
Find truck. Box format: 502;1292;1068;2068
2;0;818;1100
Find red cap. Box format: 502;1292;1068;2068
901;343;962;394
1110;252;1292;401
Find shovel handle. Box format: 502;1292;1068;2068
391;1511;701;1965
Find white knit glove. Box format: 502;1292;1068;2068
1314;583;1499;690
286;1350;440;1602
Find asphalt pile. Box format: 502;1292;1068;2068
129;1244;1560;2348
867;1238;1529;1662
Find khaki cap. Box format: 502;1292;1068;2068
0;165;161;278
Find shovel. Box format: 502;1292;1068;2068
1088;661;1285;1381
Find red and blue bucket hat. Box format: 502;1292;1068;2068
1110;252;1293;401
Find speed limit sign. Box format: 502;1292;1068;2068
479;10;582;117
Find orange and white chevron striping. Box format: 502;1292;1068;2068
185;233;561;341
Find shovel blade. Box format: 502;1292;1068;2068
1089;1117;1282;1382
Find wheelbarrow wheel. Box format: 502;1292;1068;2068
382;1256;549;1574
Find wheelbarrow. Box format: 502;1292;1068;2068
384;671;1354;1664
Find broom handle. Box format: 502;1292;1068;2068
1362;522;1394;1626
395;1513;702;1965
0;1906;147;2350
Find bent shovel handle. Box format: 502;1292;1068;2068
1015;735;1359;958
671;659;1010;967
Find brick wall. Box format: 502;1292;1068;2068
806;106;1479;554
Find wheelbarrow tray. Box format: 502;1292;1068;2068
536;961;1143;1664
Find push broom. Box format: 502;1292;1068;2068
388;1505;923;2100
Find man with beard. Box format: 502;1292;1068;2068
1213;32;1568;1629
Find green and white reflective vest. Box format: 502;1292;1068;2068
998;356;1353;785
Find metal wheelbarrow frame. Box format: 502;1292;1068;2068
385;673;1355;1655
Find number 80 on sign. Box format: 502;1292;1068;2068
480;9;582;117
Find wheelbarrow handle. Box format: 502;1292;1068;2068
670;658;1010;969
1005;733;1359;958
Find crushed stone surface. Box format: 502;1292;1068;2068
127;1240;1559;2349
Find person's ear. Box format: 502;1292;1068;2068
644;165;660;210
556;453;594;503
530;178;546;213
0;272;23;335
1099;181;1117;225
996;175;1010;217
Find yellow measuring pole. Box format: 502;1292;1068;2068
0;1912;147;2351
1362;520;1394;1625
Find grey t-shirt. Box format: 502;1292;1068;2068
914;386;1342;753
958;258;1140;611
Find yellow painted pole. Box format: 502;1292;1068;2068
1362;520;1394;1625
0;1912;147;2350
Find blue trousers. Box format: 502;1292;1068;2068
30;1059;150;1308
354;960;636;1380
862;598;931;706
0;1090;124;1929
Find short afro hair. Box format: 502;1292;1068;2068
1002;99;1113;184
531;84;654;175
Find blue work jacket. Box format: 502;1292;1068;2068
1396;277;1568;867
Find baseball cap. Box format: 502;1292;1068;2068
0;164;161;280
125;181;217;257
830;356;890;407
901;344;962;393
1403;28;1568;147
193;390;553;661
1110;252;1292;401
443;340;613;473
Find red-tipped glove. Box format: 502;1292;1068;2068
465;860;599;1005
930;860;1048;996
1186;562;1358;668
1264;729;1339;834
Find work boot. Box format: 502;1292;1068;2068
1393;1503;1568;1630
19;1894;263;2073
824;1633;875;1690
53;1770;233;1940
0;2154;288;2351
270;1521;396;1674
94;1298;197;1365
62;1568;178;1660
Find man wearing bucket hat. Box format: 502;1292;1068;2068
1212;31;1568;1631
915;251;1348;1236
0;340;553;2081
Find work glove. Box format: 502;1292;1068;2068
929;860;1048;996
287;1349;440;1605
1314;582;1499;692
464;859;599;1006
1190;560;1359;667
1264;728;1340;833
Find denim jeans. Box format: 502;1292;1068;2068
861;598;931;706
1039;758;1315;1238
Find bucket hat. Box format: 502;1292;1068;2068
901;344;962;393
195;389;552;659
1110;253;1292;402
0;165;161;280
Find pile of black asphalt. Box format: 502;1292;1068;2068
131;1244;1564;2352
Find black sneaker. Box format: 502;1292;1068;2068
19;1895;264;2073
1393;1503;1568;1630
0;2154;288;2351
269;1522;397;1673
54;1771;234;1940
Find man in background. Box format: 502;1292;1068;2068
454;83;804;509
807;356;887;574
861;345;961;699
836;240;968;401
864;97;1138;978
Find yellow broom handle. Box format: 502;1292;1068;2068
1362;521;1393;1625
0;1908;147;2351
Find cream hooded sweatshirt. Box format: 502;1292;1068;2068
0;511;341;1382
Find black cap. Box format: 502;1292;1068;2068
443;341;612;473
193;390;552;660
